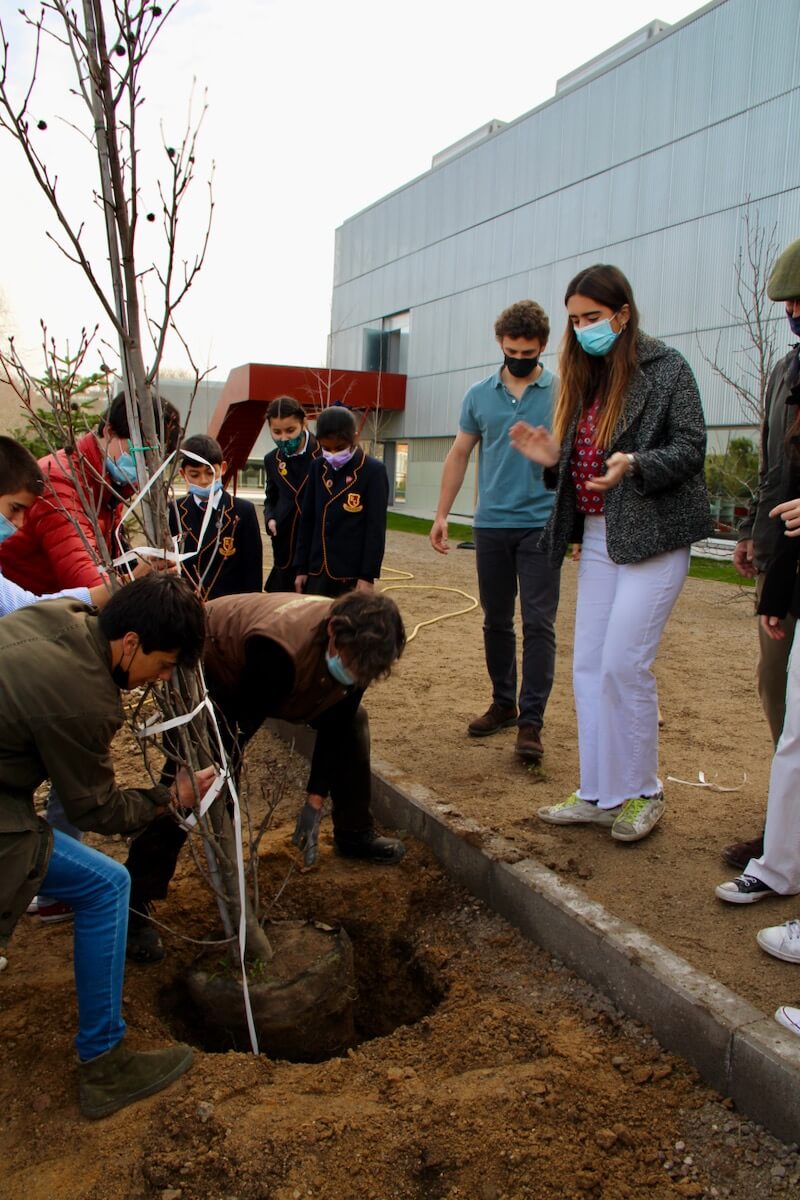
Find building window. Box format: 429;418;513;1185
363;310;410;375
394;442;408;503
237;459;265;490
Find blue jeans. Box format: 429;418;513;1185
39;830;129;1061
38;788;84;908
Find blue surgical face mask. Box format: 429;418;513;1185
325;650;356;687
188;479;223;499
574;316;622;357
789;312;800;338
106;451;138;488
0;511;18;543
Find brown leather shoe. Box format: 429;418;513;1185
720;835;764;871
467;703;517;737
515;723;543;763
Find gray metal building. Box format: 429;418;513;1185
328;0;800;518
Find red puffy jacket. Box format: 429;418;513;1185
0;431;122;592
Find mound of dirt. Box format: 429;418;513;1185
2;730;799;1198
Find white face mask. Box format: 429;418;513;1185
322;447;357;469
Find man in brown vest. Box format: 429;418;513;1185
125;590;407;962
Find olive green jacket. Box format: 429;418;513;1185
0;599;170;941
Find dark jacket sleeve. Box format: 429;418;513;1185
33;712;169;834
359;461;389;582
237;500;264;592
168;499;180;539
632;357;707;495
756;538;800;619
229;637;297;740
293;465;319;575
263;453;279;530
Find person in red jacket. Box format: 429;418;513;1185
0;392;179;592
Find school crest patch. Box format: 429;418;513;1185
219;536;236;557
343;493;363;513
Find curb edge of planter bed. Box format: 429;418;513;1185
268;721;800;1145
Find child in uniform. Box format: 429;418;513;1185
170;434;263;600
263;395;320;592
294;406;389;598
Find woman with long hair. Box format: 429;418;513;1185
510;264;711;843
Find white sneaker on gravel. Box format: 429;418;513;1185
757;919;800;963
538;793;619;827
775;1006;800;1037
610;792;665;843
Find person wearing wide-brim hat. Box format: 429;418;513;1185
721;239;800;875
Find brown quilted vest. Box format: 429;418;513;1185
203;592;350;723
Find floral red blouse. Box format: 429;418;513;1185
570;396;606;515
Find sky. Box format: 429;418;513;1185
0;0;705;384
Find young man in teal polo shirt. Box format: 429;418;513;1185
430;300;560;763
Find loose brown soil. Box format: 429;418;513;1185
2;527;799;1199
369;530;791;1017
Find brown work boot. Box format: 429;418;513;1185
515;723;543;763
720;835;764;871
79;1038;193;1119
468;702;517;737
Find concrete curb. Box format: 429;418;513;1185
271;722;800;1144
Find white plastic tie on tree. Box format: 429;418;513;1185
112;447;217;574
666;771;747;792
201;693;260;1054
117;449;260;1053
135;688;260;1054
134;697;207;738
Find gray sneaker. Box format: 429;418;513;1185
610;792;665;843
538;793;620;827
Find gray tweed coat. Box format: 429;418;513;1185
542;333;713;565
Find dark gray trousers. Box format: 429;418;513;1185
473;526;561;727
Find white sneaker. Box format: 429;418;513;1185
610;792;665;843
775;1006;800;1037
26;896;39;915
757;918;800;963
538;793;619;827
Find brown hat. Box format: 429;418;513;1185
768;238;800;301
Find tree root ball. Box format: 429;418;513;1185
186;920;356;1059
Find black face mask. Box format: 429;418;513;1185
504;354;539;379
111;642;136;691
111;663;129;690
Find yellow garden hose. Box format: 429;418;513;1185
379;565;479;644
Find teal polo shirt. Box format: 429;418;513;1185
459;366;557;528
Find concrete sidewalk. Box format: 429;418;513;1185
273;720;800;1146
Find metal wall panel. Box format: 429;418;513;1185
750;0;800;105
330;0;800;448
707;0;755;124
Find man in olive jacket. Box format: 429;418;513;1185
0;574;211;1119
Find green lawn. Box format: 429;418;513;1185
386;512;753;586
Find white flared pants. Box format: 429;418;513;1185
574;516;690;809
748;628;800;894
